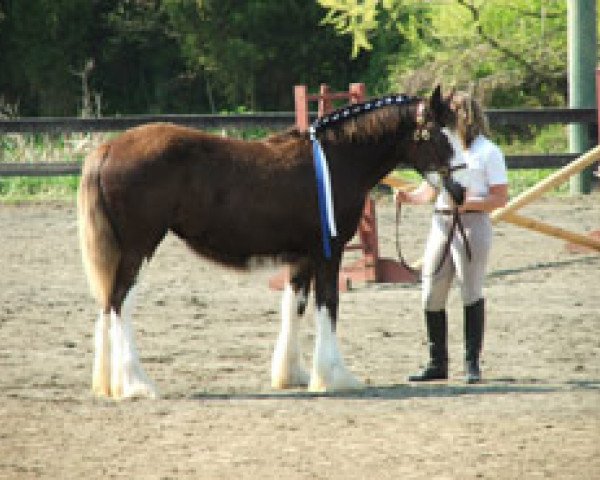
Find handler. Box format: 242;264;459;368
397;91;508;383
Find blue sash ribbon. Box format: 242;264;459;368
310;128;337;259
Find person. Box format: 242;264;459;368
397;91;509;383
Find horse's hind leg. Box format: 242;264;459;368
309;255;363;392
107;254;157;399
271;259;312;389
92;310;112;397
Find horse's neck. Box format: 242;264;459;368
330;141;400;193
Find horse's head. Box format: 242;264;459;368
409;86;466;206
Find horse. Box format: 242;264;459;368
78;86;465;399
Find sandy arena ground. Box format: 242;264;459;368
0;193;598;479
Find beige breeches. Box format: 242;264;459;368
421;212;492;311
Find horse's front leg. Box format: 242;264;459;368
271;259;312;389
309;253;364;392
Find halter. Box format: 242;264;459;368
309;94;417;259
414;102;430;141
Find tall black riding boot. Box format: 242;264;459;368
464;298;485;384
408;310;448;381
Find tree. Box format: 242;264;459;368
317;0;575;106
169;0;369;112
0;0;371;115
0;0;99;115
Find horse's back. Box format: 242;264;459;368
81;123;318;263
86;123;206;255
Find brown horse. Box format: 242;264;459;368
78;86;464;399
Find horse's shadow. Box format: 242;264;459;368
189;378;599;402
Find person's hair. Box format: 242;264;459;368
451;91;489;148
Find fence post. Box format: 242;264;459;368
318;84;333;118
568;0;597;194
294;85;309;132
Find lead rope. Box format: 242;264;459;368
432;207;472;276
394;200;420;278
430;165;473;276
395;201;473;279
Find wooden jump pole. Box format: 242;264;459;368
491;145;600;252
501;212;600;252
492;145;600;221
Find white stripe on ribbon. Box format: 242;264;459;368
313;139;337;238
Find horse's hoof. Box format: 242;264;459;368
92;379;111;398
110;376;159;400
121;381;159;400
271;367;310;390
308;366;364;393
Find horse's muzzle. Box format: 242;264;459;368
442;176;466;206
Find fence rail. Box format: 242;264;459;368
0;108;596;176
0;108;595;134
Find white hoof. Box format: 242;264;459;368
272;364;310;390
309;364;364;393
121;373;159;400
310;306;365;393
92;312;112;397
92;380;111;398
272;284;309;389
106;309;159;400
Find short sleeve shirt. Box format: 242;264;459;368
436;135;508;209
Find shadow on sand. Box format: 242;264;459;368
487;255;599;280
189;378;600;402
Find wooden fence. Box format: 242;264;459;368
0;108;597;177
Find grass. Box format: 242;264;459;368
0;176;80;203
0;125;578;202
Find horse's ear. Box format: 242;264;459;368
430;85;444;120
430;84;455;127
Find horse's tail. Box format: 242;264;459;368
77;144;121;309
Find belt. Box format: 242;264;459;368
435;209;482;215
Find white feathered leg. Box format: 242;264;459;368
309;306;363;392
271;284;310;389
92;311;111;396
108;289;158;399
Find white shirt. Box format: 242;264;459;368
436;134;508;209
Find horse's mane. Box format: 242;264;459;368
263;94;420;146
315;95;420;144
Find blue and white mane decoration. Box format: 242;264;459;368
309;94;411;258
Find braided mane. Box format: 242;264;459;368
264;94;420;145
312;94;420;144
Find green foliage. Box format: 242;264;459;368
0;176;79;202
0;0;366;115
1;0;586;114
491;124;568;156
318;0;380;57
317;0;582;107
0;132;105;164
173;0;370;111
